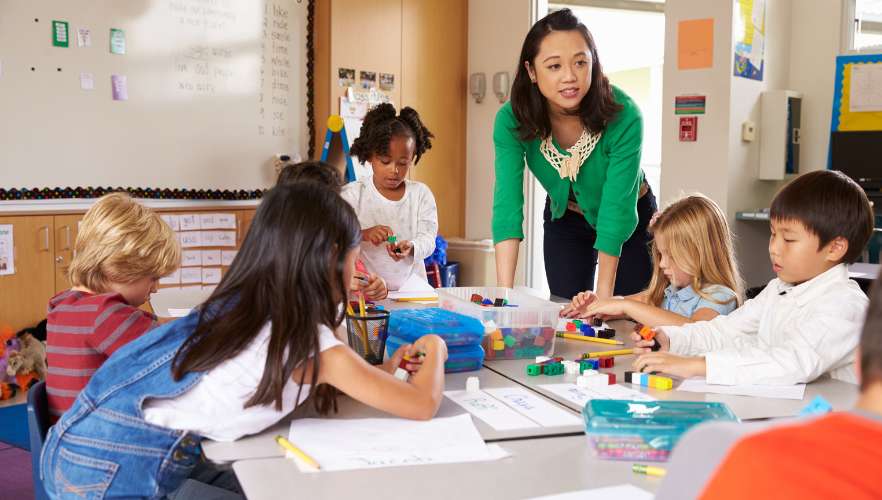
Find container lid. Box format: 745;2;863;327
583;399;739;435
387;335;485;361
388;308;484;346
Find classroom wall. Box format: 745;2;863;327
465;0;534;241
314;0;467;238
661;0;845;288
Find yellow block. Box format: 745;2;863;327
493;340;505;351
491;329;503;341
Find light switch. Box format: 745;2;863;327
742;121;756;142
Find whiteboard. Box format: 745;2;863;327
0;0;307;190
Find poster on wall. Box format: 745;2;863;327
0;225;14;276
733;0;765;81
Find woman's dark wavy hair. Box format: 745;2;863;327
510;8;622;141
350;103;434;165
171;183;361;413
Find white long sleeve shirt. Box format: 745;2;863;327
662;264;865;386
341;177;438;290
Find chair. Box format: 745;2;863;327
26;380;50;500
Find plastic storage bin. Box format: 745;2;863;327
437;287;562;359
385;336;484;373
582;400;738;462
387;308;484;347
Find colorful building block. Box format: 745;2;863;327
607;373;616;385
597;328;616;339
566;321;577;332
470;293;483;304
624;371;672;390
482;298;493;306
591;318;603;327
533;335;546;347
573;319;582;327
580;324;595;336
541;362;560;375
526;364;542;376
466;376;480;392
563;360;580;375
504;335;517;347
493;340;505;350
494;298;505;307
490;329;503;341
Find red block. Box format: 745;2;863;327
533;335;546;347
566;322;576;332
607;373;616;385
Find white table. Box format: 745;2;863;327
232;435;661;500
202;369;583;465
484;320;858;420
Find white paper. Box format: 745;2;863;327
182;250;202;267
181;267;202;284
200;213;236;229
483;387;581;427
159;269;181;285
748;31;765;70
214;231;236;247
77;27;92;47
0;225;15;276
388;273;437;300
444;390;539;430
677;378;806;400
168;308;192;318
529;485;653;500
287;414;507;472
180;232;202;248
221;250;237;266
202;268;222;284
179;214;201;231
160;214;180;231
201;249;221;266
80;72;94;91
850;64;882;112
539;383;656;408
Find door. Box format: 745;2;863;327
54;214;82;293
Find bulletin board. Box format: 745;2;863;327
0;0;309;193
830;53;882;132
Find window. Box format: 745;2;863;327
844;0;882;52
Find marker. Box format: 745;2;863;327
581;348;635;358
556;332;624;345
632;464;666;477
275;435;321;470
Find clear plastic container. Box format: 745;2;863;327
387;307;485;347
437;287;562;359
582;400;738;462
385;336;484;373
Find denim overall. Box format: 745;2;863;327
40;311;206;499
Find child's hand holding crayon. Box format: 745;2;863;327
351;271;388;301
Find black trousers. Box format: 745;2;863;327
543;189;656;300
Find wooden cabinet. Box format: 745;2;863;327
53;214;82;293
0;216;57;331
0;205;256;332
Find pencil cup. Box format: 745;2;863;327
345;309;390;365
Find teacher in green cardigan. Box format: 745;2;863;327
493;9;656;300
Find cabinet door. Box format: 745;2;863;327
0;216;56;331
237;209;255;245
54;214;82;293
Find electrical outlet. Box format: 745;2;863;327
742;121;756;142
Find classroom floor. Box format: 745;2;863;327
0;442;34;500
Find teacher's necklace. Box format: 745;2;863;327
539;128;602;182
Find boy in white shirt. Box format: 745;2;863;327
632;170;874;385
342;104;438;291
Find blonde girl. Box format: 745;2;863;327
562;194;742;327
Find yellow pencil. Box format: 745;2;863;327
346;302;370;353
358;295;367;317
392;297;439;302
582;348;635;358
275;435;321;470
632;464;666;477
556;332;624;345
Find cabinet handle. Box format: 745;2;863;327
64;225;71;250
55;256;64;264
39;226;50;251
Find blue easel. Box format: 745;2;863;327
320;115;356;183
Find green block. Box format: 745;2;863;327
526;364;542;376
504;335;517;347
